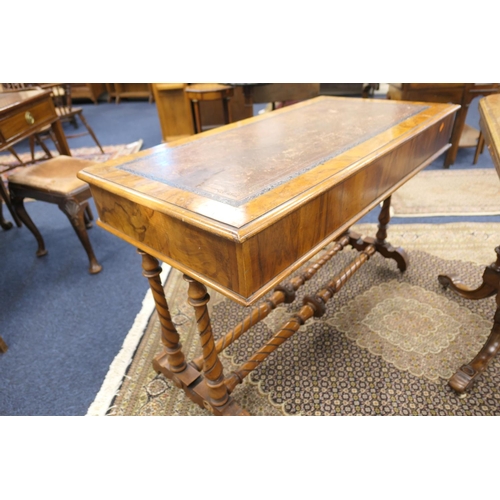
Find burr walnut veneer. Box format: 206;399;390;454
79;96;458;415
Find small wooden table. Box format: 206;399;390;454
439;93;500;392
0;89;71;229
79;96;458;415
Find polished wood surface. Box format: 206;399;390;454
480;94;500;176
79;96;458;305
387;83;500;167
439;93;500;392
151;83;195;142
79;95;458;415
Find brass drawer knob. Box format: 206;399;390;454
25;111;35;125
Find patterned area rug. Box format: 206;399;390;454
391;168;500;217
102;222;500;416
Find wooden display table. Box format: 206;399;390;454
79;96;458;415
439;93;500;392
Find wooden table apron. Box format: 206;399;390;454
79;96;459;415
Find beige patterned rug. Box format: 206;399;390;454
391;168;500;217
101;222;500;416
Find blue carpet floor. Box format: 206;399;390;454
0;92;499;415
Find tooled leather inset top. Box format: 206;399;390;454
118;98;427;207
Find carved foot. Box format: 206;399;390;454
438;273;497;300
88;261;103;274
60;199;102;274
349;233;409;272
153;351;250;415
1;219;13;230
448;365;477;393
375;241;409;272
36;248;48;257
448;310;500;393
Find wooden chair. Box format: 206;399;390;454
0;335;7;353
36;84;105;154
474;132;486;164
184;84;234;133
8;155;102;274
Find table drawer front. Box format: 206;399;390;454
0;100;55;143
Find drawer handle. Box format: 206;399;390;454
25;111;35;125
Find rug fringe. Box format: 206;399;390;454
86;262;171;416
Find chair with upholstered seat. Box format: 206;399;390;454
8;155;102;274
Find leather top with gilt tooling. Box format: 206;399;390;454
78;96;457;235
118;98;427;206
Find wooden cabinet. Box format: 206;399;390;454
70;84;106;104
151;83;194;142
106;83;154;103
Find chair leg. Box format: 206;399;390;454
0;335;7;353
7;147;26;166
192;100;202;134
223;97;232;125
59;198;102;274
0;197;13;230
1;180;22;228
474;132;485;165
9;192;47;256
84;204;94;228
34;134;53;160
29;136;37;163
76;112;105;154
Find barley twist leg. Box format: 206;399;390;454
139;250;187;374
184;275;229;410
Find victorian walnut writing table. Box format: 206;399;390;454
78;96;459;415
439;93;500;392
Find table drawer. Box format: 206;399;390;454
0;100;55;144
